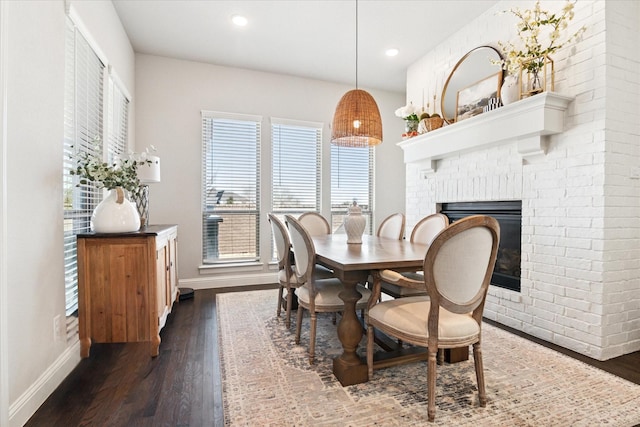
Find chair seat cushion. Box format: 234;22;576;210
379;270;427;297
379;270;423;283
380;282;428;297
296;279;371;310
368;296;479;345
278;268;303;285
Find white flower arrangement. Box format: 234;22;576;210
394;102;420;122
496;0;586;75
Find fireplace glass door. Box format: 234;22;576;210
440;201;521;292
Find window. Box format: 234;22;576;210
63;20;105;319
106;76;129;163
202;111;261;263
330;145;374;233
271;118;322;258
63;18;129;342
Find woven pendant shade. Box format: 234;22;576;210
331;89;383;147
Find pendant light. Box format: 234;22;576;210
331;0;383;147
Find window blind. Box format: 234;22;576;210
106;75;129;162
330;145;374;234
63;19;105;317
202;111;261;263
271;119;322;259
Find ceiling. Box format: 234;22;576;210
112;0;499;93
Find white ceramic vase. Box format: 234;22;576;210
500;74;520;106
344;202;366;244
91;187;141;233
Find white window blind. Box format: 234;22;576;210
63;19;128;326
271;119;322;259
202;111;261;263
271;120;321;212
63;19;105;317
330;145;374;234
106;75;129;162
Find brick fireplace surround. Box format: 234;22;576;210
399;0;639;362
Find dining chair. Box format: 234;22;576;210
366;215;500;422
377;213;449;299
268;213;300;329
298;211;332;236
297;211;334;278
376;212;405;240
285;214;372;364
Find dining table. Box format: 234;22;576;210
312;233;429;386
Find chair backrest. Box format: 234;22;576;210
410;213;450;245
424;215;500;323
285;214;316;284
268;213;290;271
298;212;331;237
376;213;405;240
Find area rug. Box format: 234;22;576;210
217;289;640;426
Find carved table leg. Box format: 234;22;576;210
333;277;368;386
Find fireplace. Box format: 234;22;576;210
440;201;522;292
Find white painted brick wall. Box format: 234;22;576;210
403;0;640;360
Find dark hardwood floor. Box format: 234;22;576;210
26;285;640;426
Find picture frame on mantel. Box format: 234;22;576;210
455;72;502;122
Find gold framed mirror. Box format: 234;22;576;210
440;46;503;124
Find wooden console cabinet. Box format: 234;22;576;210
77;225;179;358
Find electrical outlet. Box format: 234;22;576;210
53;315;62;342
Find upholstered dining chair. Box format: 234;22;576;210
268;213;300;329
297;211;335;278
377;213;449;299
376;212;405;240
366;215;500;422
298;211;332;236
285;214;372;364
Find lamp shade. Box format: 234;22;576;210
331;89;383;147
137;155;161;183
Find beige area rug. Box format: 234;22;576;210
217;289;640;426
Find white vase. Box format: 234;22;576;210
91;187;141;233
500;74;520;106
344;202;366;244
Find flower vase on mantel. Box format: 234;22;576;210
519;55;554;98
344;201;366;244
91;187;141;233
500;74;520;106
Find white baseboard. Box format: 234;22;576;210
9;341;81;427
179;272;278;290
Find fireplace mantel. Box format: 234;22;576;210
397;92;574;173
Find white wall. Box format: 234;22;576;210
3;1;134;425
134;54;406;285
0;2;8;426
0;3;403;423
402;0;640;360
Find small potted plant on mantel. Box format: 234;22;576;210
394;102;421;139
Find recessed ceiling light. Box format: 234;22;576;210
231;15;248;27
385;48;399;57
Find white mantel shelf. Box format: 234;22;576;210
397;92;574;173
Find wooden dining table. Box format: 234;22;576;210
312;233;429;386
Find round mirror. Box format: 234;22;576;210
440;46;503;124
